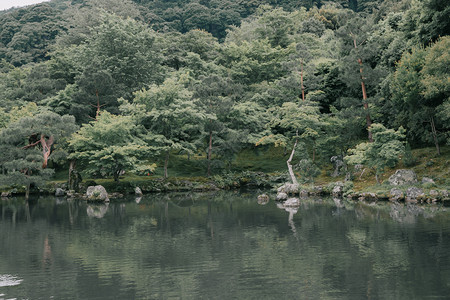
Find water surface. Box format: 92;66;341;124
1;191;449;299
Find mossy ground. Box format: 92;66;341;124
40;145;450;195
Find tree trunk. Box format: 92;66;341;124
352;35;373;142
207;130;212;177
301;59;305;102
287;132;299;186
25;183;30;200
68;160;76;189
430;117;440;155
164;150;170;178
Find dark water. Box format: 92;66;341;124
0;191;449;299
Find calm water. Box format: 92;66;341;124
0;191;449;299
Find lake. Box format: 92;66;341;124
1;191;449;299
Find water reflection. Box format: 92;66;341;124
0;275;23;287
86;203;109;218
0;193;449;299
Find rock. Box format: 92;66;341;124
109;192;124;199
429;190;439;200
299;190;309;197
421;177;435;184
389;188;404;202
406;187;424;201
277;183;299;195
284;198;300;207
86;185;109;202
55;188;65;197
354;164;364;172
441;190;449;200
388;169;418;186
1;192;11;197
358;192;377;201
332;182;344;197
331;155;344;177
135;187;143;196
310;186;323;195
276;192;288;201
257;194;269;205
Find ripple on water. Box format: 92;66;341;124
0;275;23;287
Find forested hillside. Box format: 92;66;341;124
0;0;448;191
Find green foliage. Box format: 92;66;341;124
295;159;321;183
0;110;77;194
68;111;156;181
0;0;447;190
345;123;406;183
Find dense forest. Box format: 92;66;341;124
0;0;448;192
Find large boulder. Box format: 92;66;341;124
86;185;109;202
276;192;288;201
277;183;299;195
406;187;424;201
55;188;65;197
330;156;344;177
332;182;344;197
388;169;418;186
135;187;143;196
389;188;404;202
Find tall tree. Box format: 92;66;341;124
123;74;205;178
0;111;77;198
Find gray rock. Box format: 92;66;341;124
406;187;424;201
277;183;299;195
311;186;323;195
331;156;344;177
86;185;109;202
284;198;300;207
421;177;435;184
388;169;418;186
1;192;11;197
389;188;404;202
354;164;364;172
276;192;288;201
429;190;439;199
257;194;269;205
135;187;143;196
55;188;65;197
358;192;377;201
332;182;344;197
299;190;309;197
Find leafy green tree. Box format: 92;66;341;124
345;123;406;183
68;111;155;182
122;74;205;178
257;101;323;185
0;111;77;198
48;13;162;122
390;37;449;154
193;74;240;176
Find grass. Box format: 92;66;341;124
48;145;449;193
